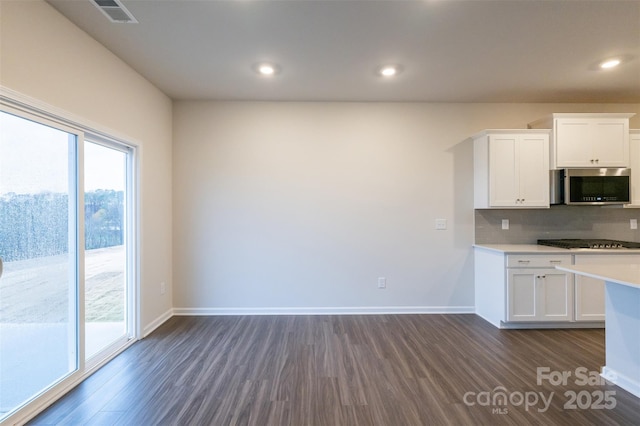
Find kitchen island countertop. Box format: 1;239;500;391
556;264;640;289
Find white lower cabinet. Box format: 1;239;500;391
507;267;573;322
475;248;578;328
475;252;640;327
574;254;640;322
473;248;640;328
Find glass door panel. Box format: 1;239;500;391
0;110;79;420
84;141;128;359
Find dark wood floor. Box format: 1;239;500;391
29;315;640;425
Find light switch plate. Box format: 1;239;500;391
502;219;509;230
378;277;386;289
631;219;638;230
435;219;447;230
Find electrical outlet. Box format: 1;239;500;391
378;277;386;289
631;219;638;230
160;281;166;295
435;219;447;230
502;219;509;230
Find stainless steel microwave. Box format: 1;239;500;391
550;168;631;205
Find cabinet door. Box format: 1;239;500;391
555;118;629;168
591;120;629;167
538;269;573;322
555;119;593;167
507;268;572;322
518;135;549;207
489;135;519;206
574;275;605;321
507;269;537;321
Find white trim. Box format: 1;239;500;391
142;306;476;336
75;128;86;372
173;306;475;316
497;321;604;329
602;366;640;398
143;309;175;337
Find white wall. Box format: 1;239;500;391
0;1;173;332
173;102;640;313
172;102;471;312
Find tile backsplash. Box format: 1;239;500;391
475;206;640;244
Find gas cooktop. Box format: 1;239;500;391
537;239;640;250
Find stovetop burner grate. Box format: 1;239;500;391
537;239;640;249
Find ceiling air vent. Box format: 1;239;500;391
91;0;138;24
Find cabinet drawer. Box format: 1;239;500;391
507;255;572;268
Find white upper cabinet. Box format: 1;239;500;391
529;113;634;169
473;130;550;208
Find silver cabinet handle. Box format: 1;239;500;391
0;257;3;278
549;260;563;264
518;260;530;264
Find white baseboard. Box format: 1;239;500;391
602;366;640;398
498;321;605;329
143;308;174;337
172;306;475;316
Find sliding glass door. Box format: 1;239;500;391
0;106;136;423
84;141;131;360
0;110;81;419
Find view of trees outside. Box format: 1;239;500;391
0;190;123;262
0;190;125;326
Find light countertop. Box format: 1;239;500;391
473;244;567;253
556;264;640;289
473;244;640;255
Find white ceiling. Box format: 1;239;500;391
47;0;640;102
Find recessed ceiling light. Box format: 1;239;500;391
381;67;397;77
259;65;275;75
254;62;280;76
377;64;403;78
600;59;621;69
